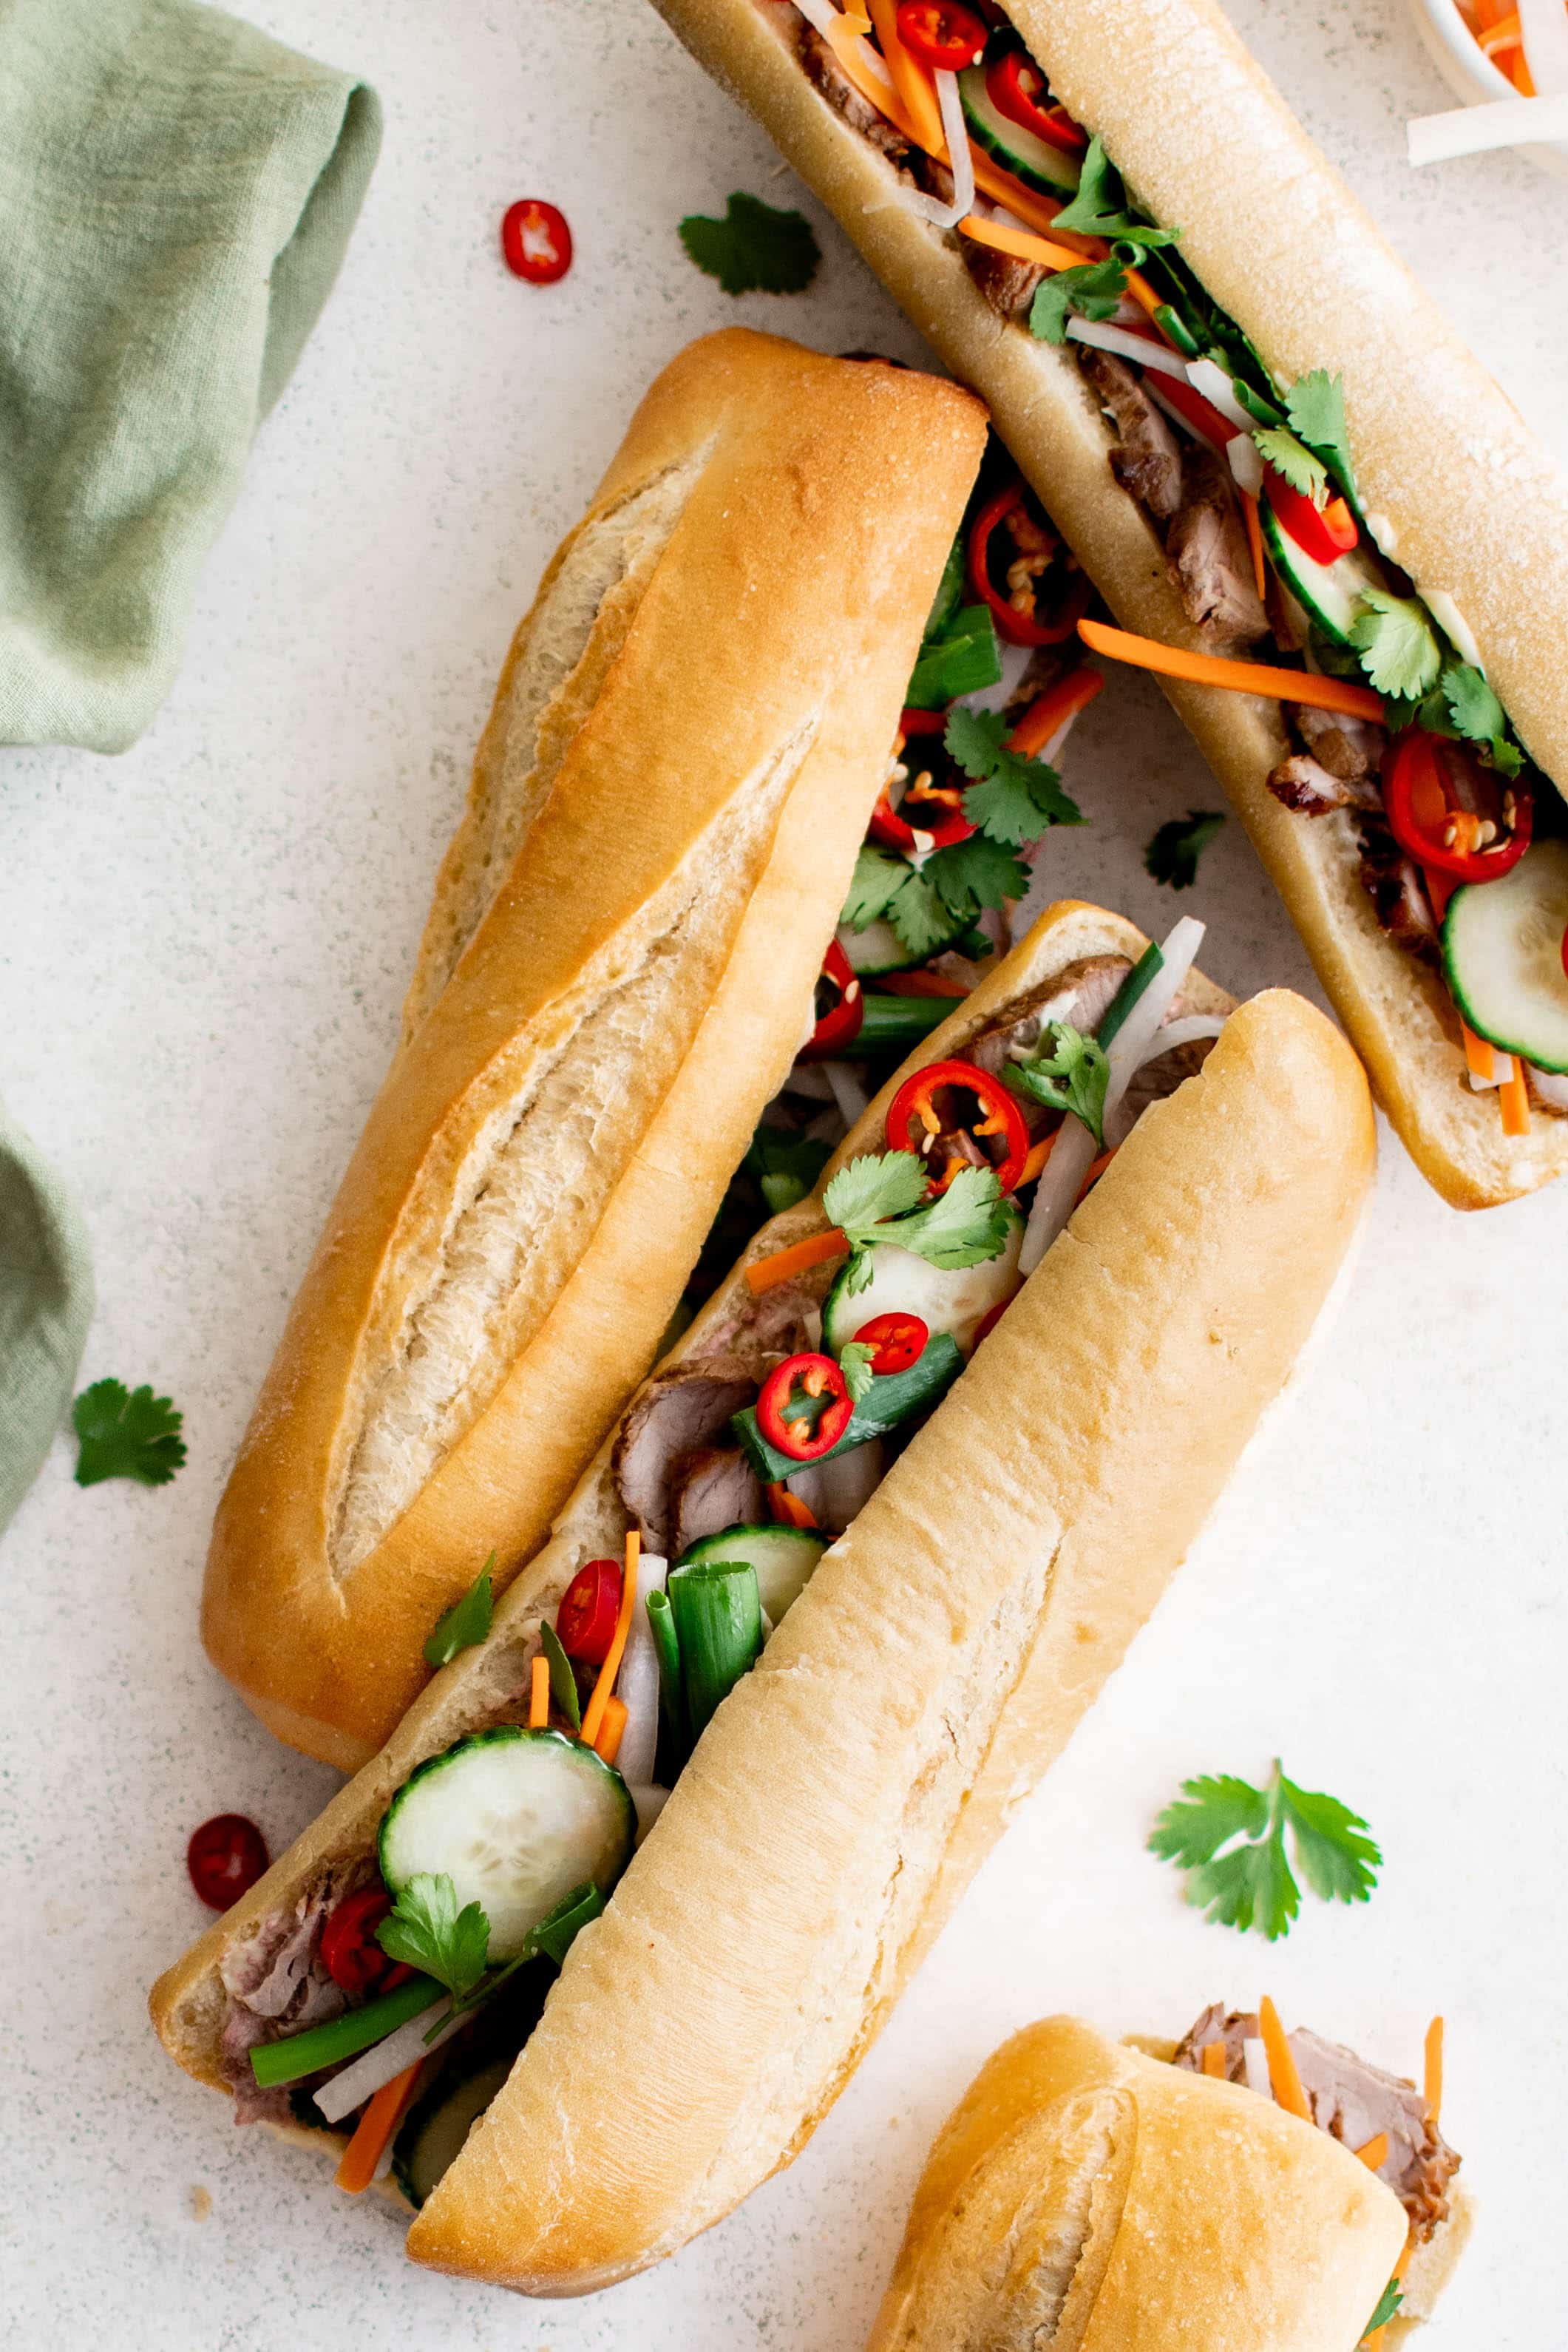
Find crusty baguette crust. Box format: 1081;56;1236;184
645;0;1568;1210
149;901;1372;2294
199;329;987;1769
866;2018;1409;2352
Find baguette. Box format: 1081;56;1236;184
866;2016;1467;2352
199;327;987;1770
646;0;1568;1209
152;898;1373;2292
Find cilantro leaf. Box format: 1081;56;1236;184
945;705;1085;844
376;1872;491;1999
890;863;973;958
1252;426;1328;505
1148;1761;1381;1941
1144;808;1225;890
822;1150;929;1246
1350;590;1442;700
1007;1020;1111;1150
1442;662;1510;748
841;843;908;931
424;1556;495;1667
678;192;821;296
1283;369;1354;490
1278;1775;1381;1908
893;1163;1014;1267
1029;257;1127;346
1049;138;1181;245
1361;2281;1404;2342
925;831;1031;921
72;1378;186;1488
838;1340;877;1403
906;602;1002;707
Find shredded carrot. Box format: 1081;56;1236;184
1077;1148;1118;1201
1355;2132;1391;2171
581;1532;639;1749
1500;1054;1531;1136
1242;491;1266;603
823;16;923;138
594;1694;628;1766
1201;2040;1228;2078
1019;1133;1054;1186
745;1227;848;1295
866;0;946;150
967;152;1093;242
956;214;1098;278
1258;1996;1312;2121
1424;2016;1445;2128
334;2061;421;2195
1078;618;1386;723
767;1481;819;1529
1007;665;1104;757
877;969;970;998
1121;267;1169;326
1462;1022;1497;1084
528;1653;549;1729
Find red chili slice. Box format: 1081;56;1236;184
319;1883;414;1996
501;199;573;285
852;1311;929;1375
1383;731;1532;885
1263;469;1359;566
802;938;864;1058
886;1057;1031;1195
869;732;977;855
187;1814;269;1911
757;1353;855;1463
985;52;1089;151
895;0;987;69
967;481;1093;648
556;1558;623;1663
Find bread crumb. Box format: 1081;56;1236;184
189;2186;212;2222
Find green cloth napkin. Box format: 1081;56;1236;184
0;1099;94;1536
0;0;381;753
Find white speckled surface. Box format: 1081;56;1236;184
2;1;1566;2342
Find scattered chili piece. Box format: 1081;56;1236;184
501;199;573;285
186;1814;268;1911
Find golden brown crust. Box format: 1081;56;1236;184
867;2018;1411;2352
646;0;1568;1209
152;901;1372;2297
198;328;988;1768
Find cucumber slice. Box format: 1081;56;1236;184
393;2055;511;2210
958;63;1081;194
675;1525;828;1624
1442;840;1568;1072
379;1729;634;1961
1259;505;1387;649
821;1211;1023;1358
842;916;965;977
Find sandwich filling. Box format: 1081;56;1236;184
766;0;1568;1137
212;920;1226;2206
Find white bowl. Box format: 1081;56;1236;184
1408;0;1568;174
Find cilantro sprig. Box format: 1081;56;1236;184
1006;1021;1110;1150
1360;2281;1404;2342
1149;1760;1382;1940
678;193;821;296
838;1339;878;1403
823;1150;1012;1297
1050;138;1181;246
945;705;1084;841
72;1377;186;1488
424;1556;495;1668
1349;590;1442;702
1284;369;1355;493
1252;426;1328;506
1145;809;1225;890
376;1871;605;2031
1029;257;1127;346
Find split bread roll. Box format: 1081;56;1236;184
867;2017;1464;2352
152;898;1373;2294
646;0;1568;1210
199;326;988;1771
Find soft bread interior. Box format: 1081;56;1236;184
869;2019;1411;2352
647;0;1568;1209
